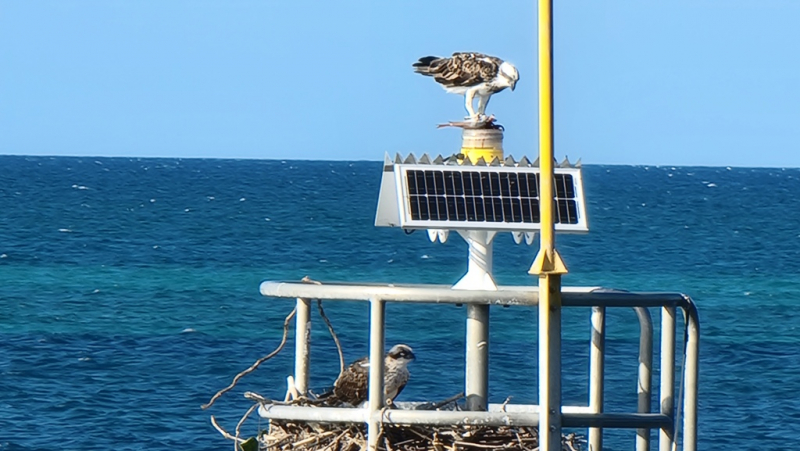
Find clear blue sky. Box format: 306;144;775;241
1;1;798;167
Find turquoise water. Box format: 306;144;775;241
1;156;799;450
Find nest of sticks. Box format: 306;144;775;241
259;421;582;451
234;392;582;451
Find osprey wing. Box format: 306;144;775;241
333;356;370;406
386;376;408;403
432;52;502;88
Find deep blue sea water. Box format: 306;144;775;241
1;155;799;450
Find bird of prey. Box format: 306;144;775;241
328;344;416;407
413;52;519;121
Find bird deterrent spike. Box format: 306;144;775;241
432;155;445;165
404;154;417;164
504;155;517;167
559;156;571;168
394;153;403;164
418;153;432;164
518;156;532;167
574;158;582;168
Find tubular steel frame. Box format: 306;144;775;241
258;281;699;451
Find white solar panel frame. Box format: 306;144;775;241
391;164;588;233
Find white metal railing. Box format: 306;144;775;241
258;281;699;451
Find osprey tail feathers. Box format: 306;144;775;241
412;56;442;76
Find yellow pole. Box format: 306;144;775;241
530;1;567;450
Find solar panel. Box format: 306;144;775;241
375;155;588;233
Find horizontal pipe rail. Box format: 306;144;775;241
257;403;670;429
260;281;683;308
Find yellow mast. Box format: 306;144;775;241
529;1;566;450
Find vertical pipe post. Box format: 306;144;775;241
294;297;311;396
466;304;490;410
588;306;605;451
682;302;700;451
530;2;567;451
367;298;386;451
457;231;495;411
659;307;676;451
634;307;654;451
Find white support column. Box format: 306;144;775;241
588;306;606;451
367;298;386;451
454;230;496;411
465;304;490;410
294;297;311;395
453;230;497;291
659;306;676;451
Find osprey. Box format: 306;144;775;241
413;52;519;121
329;344;416;407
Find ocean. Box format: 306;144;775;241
1;155;798;450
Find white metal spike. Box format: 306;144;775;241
476;157;487;166
461;157;473;166
574;158;582;168
433;155;445;165
384;152;393;166
518;156;532;167
504;155;517;167
394;153;403;164
512;231;524;244
532;157;540;167
419;153;432;164
559;156;571;168
404;154;417;164
525;232;536;245
490;157;501;166
437;230;449;243
427;229;438;243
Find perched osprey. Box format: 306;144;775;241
413;52;519;121
329;344;416;407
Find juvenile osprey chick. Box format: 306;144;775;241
413;52;519;121
331;344;416;407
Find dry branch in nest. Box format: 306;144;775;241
255;419;582;451
220;393;583;451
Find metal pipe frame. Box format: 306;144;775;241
257;403;672;430
587;305;653;451
259;281;699;451
588;306;605;451
635;306;654;451
367;298;386;451
465;304;490;410
660;306;676;451
294;298;311;396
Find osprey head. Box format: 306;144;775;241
386;344;416;363
499;61;519;91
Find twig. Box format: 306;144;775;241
285;375;299;401
406;428;434;443
210;415;246;443
202;307;297;409
317;299;345;377
234;403;258;450
501;396;513;412
453;440;505;449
